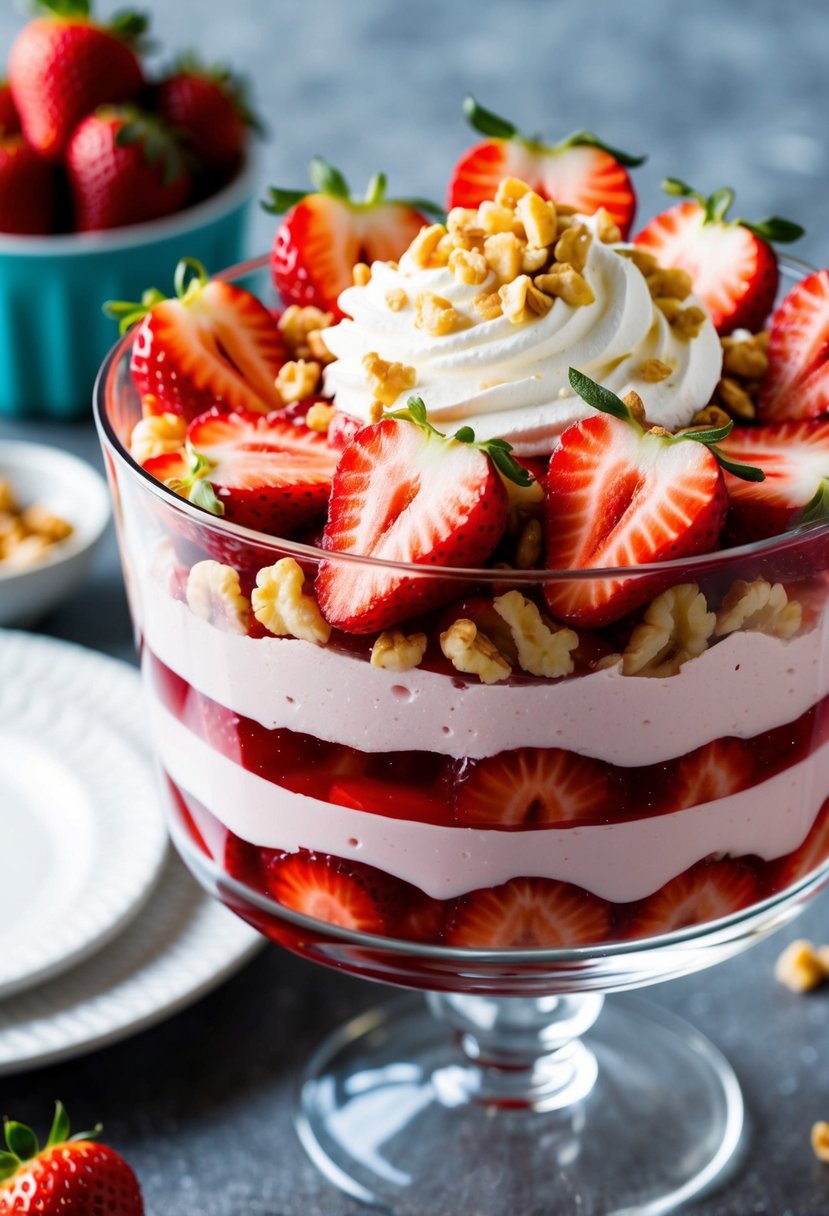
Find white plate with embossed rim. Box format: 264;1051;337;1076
0;629;170;998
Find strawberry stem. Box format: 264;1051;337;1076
47;1102;71;1148
662;178;804;242
463;95;645;167
309;156;350;200
104;257;209;333
261;160;443;219
364;172;387;206
167;448;225;516
800;480;829;526
384;395;533;487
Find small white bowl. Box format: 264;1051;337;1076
0;441;110;626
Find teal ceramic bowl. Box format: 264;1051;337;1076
0;159;256;421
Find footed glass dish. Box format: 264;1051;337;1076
96;255;829;1215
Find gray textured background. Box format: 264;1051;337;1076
3;1;829;1213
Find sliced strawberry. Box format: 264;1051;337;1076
543;370;761;626
224;831;262;889
329;775;452;826
262;850;397;934
106;258;287;421
264;159;437;316
625;859;761;940
315;397;530;634
717;419;829;541
669;739;756;811
771;796;829;892
396;891;446;943
634;180;803;335
447;97;644;238
327;409;364;451
758;270;829;422
453;747;615;827
445;878;612;949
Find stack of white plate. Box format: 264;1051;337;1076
0;630;262;1076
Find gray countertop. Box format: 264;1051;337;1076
2;1;829;1212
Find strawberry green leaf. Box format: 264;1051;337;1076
309;157;350;200
261;186;310;215
479;437;533;487
736;215;805;244
557;130;646;168
707;447;766;482
47;1101;70;1148
662;177;705;205
568;367;635;424
4;1122;38;1161
799;480;829;525
173;257;209;300
103;287;167;334
662;178;805;242
108;10;150;42
31;0;91;17
364;172;387;206
189;477;224;515
0;1151;19;1182
463;96;517;140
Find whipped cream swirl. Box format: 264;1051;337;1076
322;217;723;456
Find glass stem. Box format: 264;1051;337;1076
426;992;604;1112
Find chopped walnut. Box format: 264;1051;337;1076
656;300;706;339
639;358;673;383
521;245;550;274
275;359;321;404
20;504;74;543
493;590;578;679
448;247;489;286
535;264;595;307
352;261;371;287
503;473;545;531
483;232;524;282
494;177;531;209
0;481;73;568
515;191;557;247
594;207;622;243
812;1122;829;1164
129;412;187;464
477;200;521;236
408;223;449;269
646;267;693;301
186;561;250;635
2;533;52;569
447;206;481;234
385;287;409;311
278;305;334;359
472;290;503;321
499;274;553;324
362;351;417;406
440;618;512;684
623;584;716;677
684;404;731;430
715;376;756;421
306;328;334;364
0;477;17;513
553;224;592;273
305;401;335;432
621;390;647;424
252;557;331;644
774;939;827;993
414;292;468;336
715;579;802;639
515;518;543;569
721;333;769;379
370;629;428;672
620;247;660;276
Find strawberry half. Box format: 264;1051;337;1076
315;396;530;634
717;418;829;541
106;258;287;420
758;270;829;422
543;370;764;627
263;158;439;316
262;850;398;934
447;96;644;238
453;747;616;828
0;1101;144;1215
624;859;761;940
144;408;339;536
445;877;612;949
634;179;803;336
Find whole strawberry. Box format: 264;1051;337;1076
8;0;147;163
66;105;191;231
0;84;21;137
155;54;258;170
0;135;56;233
0;1102;144;1215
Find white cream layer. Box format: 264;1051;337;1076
142;581;829;768
151;699;829;902
322;219;722;455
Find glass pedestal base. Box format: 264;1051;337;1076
295;994;743;1216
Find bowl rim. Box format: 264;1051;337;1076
0;439;110;582
0;155;257;258
94;252;829;584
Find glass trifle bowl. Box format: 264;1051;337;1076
95;255;829;1216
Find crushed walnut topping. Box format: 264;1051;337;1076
639;358;673;384
278;305;334;360
448;247;489;286
714;375;756;421
478;200;521;236
0;479;73;568
305;401;336;432
515;518;543;568
352;262;371;287
774;939;827;993
362;350;417;405
721;331;769;379
0;477;17;514
252;557;331;644
681;404;731;433
499;274;553;324
370;629;428;672
515;191;557;247
483;231;524;282
594;207;622;244
129;412;187;464
646;267;694;302
494;177;531;209
535;263;595;307
656;299;707;340
408;223;450;269
812;1123;829;1164
306;328;334;364
414;291;468;336
623;583;716;677
472;290;503;321
385;287;409;311
715;579;802;639
275;359;322;404
554;224;592;273
493;590;578;679
440;618;512;684
186;561;250;635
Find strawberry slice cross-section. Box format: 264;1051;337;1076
105;257;288;420
453;747;616;828
445;877;612;949
262;850;399;935
315;396;532;634
625;859;761;940
758;269;829;423
447;96;645;238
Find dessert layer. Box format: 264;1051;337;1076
149;698;829;902
323;219;722;455
141;579;828;767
